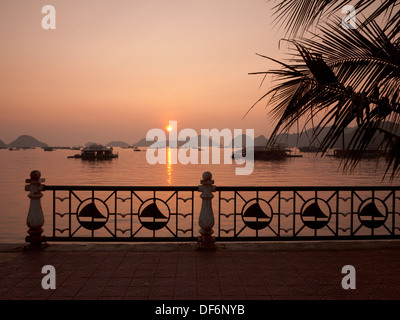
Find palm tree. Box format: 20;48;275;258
248;0;400;179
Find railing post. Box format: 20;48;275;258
198;171;216;249
25;170;47;249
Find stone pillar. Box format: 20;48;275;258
25;170;47;249
198;171;216;249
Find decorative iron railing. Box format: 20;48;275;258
43;185;198;242
25;170;400;248
216;186;400;241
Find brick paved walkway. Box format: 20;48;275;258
0;242;399;300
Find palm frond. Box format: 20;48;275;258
270;0;400;38
249;13;400;178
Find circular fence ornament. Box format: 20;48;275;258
300;198;331;230
357;198;388;229
241;198;273;230
76;198;109;230
138;198;170;231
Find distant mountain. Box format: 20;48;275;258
133;134;221;147
187;134;224;147
272;123;400;149
8;135;48;148
273;126;357;148
0;139;7;148
226;134;269;148
133;134;269;148
85;142;99;147
106;141;130;147
132;138;154;147
254;135;269;146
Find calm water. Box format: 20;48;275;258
0;147;397;242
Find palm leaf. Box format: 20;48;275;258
249;14;400;178
270;0;400;37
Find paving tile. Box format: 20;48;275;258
129;278;153;287
125;285;151;298
173;287;197;296
197;293;222;300
49;285;81;298
15;277;41;287
197;285;221;297
218;276;242;286
265;284;294;297
113;267;136;278
85;277;111;287
174;278;196;288
0;277;23;290
74;286;104;299
149;286;174;299
99;285;128;298
173;293;197;300
243;285;269;297
0;243;399;301
107;277;131;287
61;276;88;287
155;268;176;278
152;277;175;287
90;268;115;278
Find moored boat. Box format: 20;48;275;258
330;148;386;159
233;145;302;160
67;144;118;160
299;145;320;153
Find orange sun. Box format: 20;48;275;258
166;125;173;132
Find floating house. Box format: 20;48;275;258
68;144;118;160
233;145;302;160
298;145;320;153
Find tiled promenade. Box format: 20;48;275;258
0;241;400;300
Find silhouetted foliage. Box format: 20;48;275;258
249;0;400;179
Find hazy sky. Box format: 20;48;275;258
1;0;292;146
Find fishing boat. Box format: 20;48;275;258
331;148;386;159
233;145;302;160
68;144;118;160
329;144;386;159
299;145;320;153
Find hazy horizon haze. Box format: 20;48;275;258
0;0;292;146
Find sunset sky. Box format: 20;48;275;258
2;0;299;146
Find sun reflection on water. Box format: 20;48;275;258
167;147;173;185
